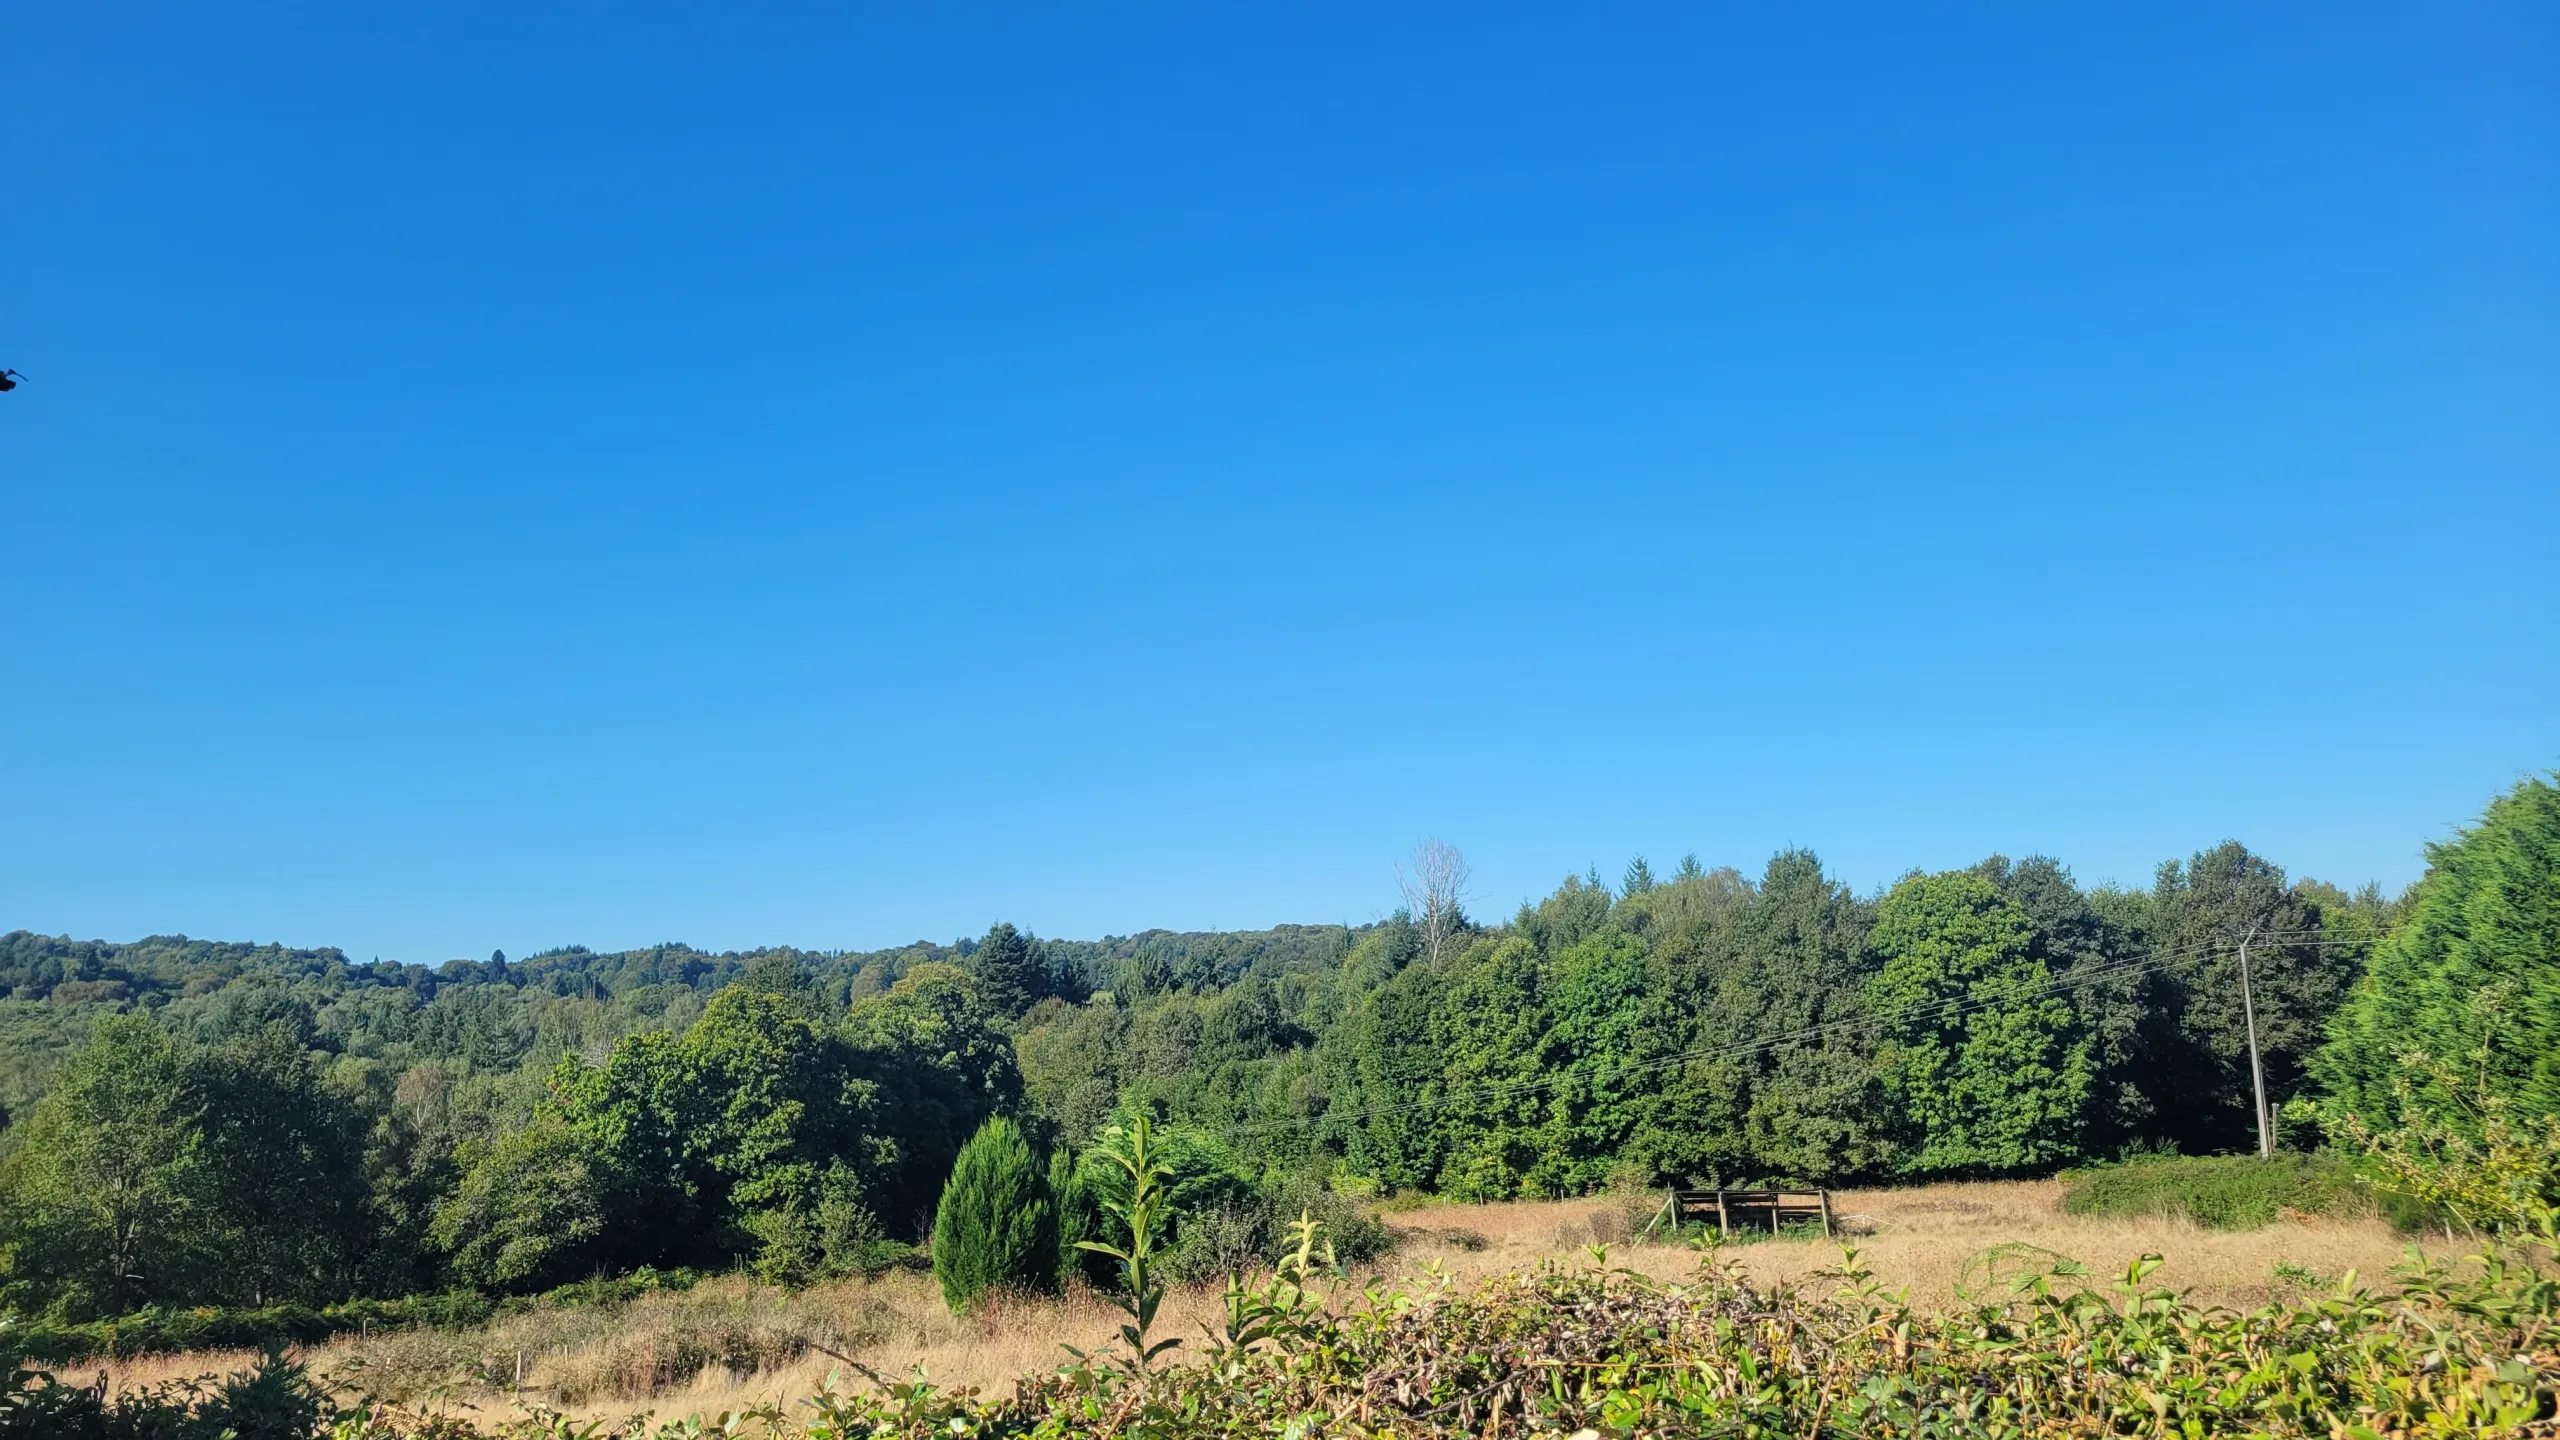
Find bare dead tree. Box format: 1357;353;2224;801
1396;837;1471;966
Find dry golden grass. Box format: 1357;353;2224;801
1383;1178;2434;1311
72;1178;2449;1428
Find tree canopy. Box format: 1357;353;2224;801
15;789;2549;1326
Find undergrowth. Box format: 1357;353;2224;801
5;1269;717;1366
13;1227;2556;1437
2059;1151;2373;1229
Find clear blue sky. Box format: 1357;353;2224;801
4;4;2553;965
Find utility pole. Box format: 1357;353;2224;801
2236;923;2273;1160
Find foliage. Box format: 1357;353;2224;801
0;1350;325;1440
2059;1152;2368;1229
1070;1113;1179;1371
1868;871;2096;1174
964;923;1052;1019
2319;774;2560;1136
0;1015;373;1316
2142;842;2366;1153
19;785;2558;1319
430;1114;622;1292
2334;1052;2560;1235
57;1225;2560;1438
1972;855;2158;1155
0;1014;211;1315
1016;1226;2560;1436
842;964;1023;1230
930;1117;1056;1313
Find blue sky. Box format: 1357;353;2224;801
4;4;2553;964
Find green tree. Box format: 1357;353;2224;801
1047;1144;1091;1286
550;987;884;1271
2146;842;2357;1152
1614;860;1757;1185
739;948;822;1017
1738;851;1889;1181
1974;855;2157;1156
1426;936;1552;1200
931;1116;1056;1312
846;963;1022;1229
0;1015;212;1315
1868;871;2095;1174
2319;776;2560;1134
189;1024;370;1304
432;1114;623;1292
1017;998;1132;1148
1533;931;1647;1195
1320;953;1445;1191
345;1058;471;1296
968;922;1048;1019
681;988;874;1222
548;1028;708;1267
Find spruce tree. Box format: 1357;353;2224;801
931;1115;1056;1312
968;923;1047;1018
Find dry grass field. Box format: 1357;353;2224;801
79;1178;2444;1430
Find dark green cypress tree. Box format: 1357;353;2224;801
1046;1145;1091;1287
930;1116;1056;1312
2318;775;2560;1133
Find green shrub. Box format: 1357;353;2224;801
1065;1120;1257;1288
0;1274;716;1368
0;1349;325;1440
1050;1145;1095;1287
930;1116;1057;1312
2334;1052;2560;1235
1066;1124;1394;1288
1;1292;502;1366
813;1176;908;1280
1262;1172;1393;1267
2060;1152;2367;1229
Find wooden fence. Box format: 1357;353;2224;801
1643;1187;1833;1238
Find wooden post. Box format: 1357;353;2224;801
1715;1190;1730;1236
1818;1190;1834;1239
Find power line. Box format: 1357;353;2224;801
1239;929;2371;1138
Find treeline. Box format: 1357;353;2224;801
3;777;2555;1329
0;925;1356;1122
1018;844;2394;1197
0;961;1022;1315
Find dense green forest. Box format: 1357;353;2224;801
4;777;2554;1329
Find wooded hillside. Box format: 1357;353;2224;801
11;778;2553;1327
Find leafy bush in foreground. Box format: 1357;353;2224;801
2059;1151;2368;1229
2336;1052;2560;1236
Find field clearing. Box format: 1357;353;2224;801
1389;1177;2424;1307
78;1179;2444;1430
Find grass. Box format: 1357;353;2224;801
2058;1151;2370;1229
31;1201;2556;1436
61;1177;2463;1429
